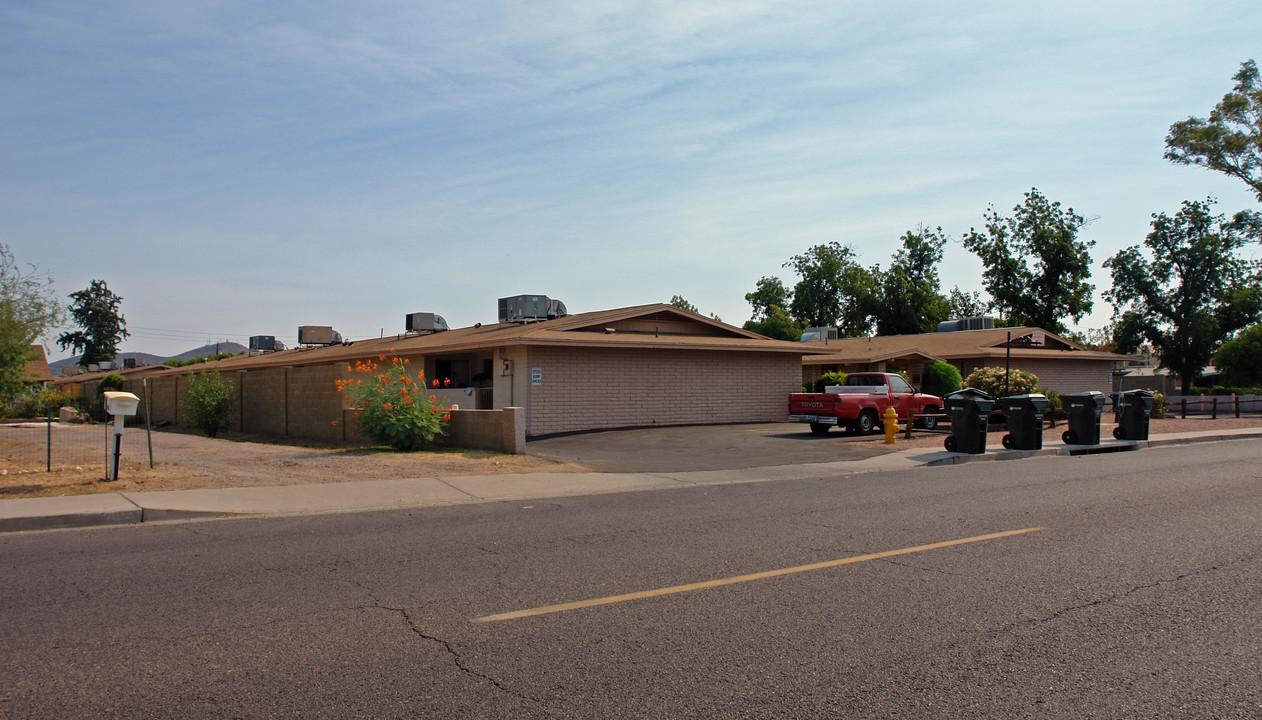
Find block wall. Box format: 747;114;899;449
522;347;802;436
124;366;522;452
958;358;1116;396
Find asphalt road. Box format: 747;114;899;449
2;440;1260;718
527;422;894;471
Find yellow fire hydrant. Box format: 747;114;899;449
883;406;899;444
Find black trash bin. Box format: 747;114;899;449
1114;389;1155;440
1061;391;1107;445
1000;394;1049;450
943;388;995;454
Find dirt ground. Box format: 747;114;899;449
0;425;594;499
2;415;1259;500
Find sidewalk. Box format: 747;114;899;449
3;427;1259;533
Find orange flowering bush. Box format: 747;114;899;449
336;356;451;450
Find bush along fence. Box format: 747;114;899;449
0;389;154;477
122;363;525;454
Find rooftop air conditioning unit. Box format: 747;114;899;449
123;358;137;369
250;335;280;352
937;316;996;332
298;326;343;346
799;327;839;342
405;312;449;333
498;295;567;323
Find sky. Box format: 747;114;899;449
3;1;1260;360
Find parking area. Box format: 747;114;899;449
526;422;896;473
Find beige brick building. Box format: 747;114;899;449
800;327;1128;397
57;304;807;441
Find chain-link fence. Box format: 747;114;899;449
1;394;154;479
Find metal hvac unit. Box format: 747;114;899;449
405;312;449;333
249;335;279;352
297;326;343;346
800;327;839;342
937;316;996;332
498;295;568;323
122;358;137;369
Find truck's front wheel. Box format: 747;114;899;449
809;422;831;436
855;409;877;435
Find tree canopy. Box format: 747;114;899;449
57;279;130;367
0;245;63;401
1165;59;1262;203
668;295;699;313
963;188;1095;333
1105;199;1262;391
1215;323;1262;386
784;241;876;335
872;226;950;335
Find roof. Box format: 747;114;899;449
800;326;1130;366
25;345;53;383
115;304;811;377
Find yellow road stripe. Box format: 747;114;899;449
472;526;1046;623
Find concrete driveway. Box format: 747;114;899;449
526;422;894;473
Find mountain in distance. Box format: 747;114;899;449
48;342;249;376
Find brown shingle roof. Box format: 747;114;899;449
25;345;53;383
133;304;810;376
800;326;1129;366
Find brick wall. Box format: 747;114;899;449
124;366;523;452
523;347;801;436
958;358;1116;396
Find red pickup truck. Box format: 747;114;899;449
787;372;943;435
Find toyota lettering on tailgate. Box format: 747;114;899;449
801;402;824;408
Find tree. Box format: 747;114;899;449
1165;59;1262;202
744;277;791;322
963;189;1095;333
1215;323;1262;386
1105;199;1262;391
785;242;875;336
0;244;63;401
668;295;699;313
743;305;804;341
873;226;950;335
57;280;129;366
946;286;990;320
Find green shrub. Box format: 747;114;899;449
97;373;125;394
337;356;450;451
1188;385;1262;396
1039;387;1062;412
921;361;962;397
185;369;234;438
812;371;849;393
9;386;74;419
962;367;1040;398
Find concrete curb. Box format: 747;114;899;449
3;428;1259;533
0;494;143;532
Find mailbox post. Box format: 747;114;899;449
103;391;140;481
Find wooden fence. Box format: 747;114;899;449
1164;395;1262;419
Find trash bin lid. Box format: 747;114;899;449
1118;388;1156;407
1000;393;1049;410
945;387;995;413
1062;391;1107;408
945;388;994;401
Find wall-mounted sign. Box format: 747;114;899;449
531;367;543;386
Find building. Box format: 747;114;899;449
800;326;1128;396
60;303;809;444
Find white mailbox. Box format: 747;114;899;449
103;391;140;416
